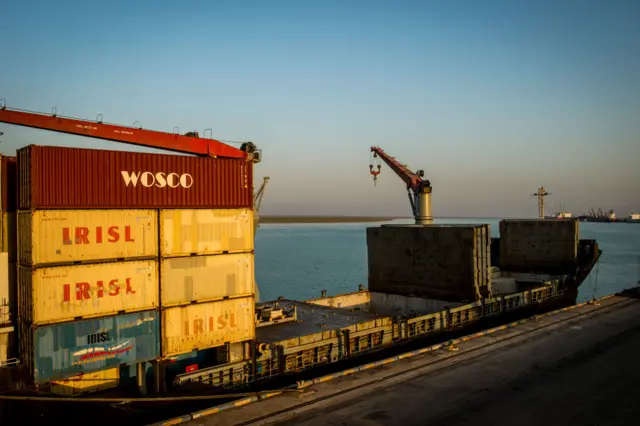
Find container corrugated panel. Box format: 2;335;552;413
1;156;17;213
0;253;8;324
18;145;253;209
2;212;17;262
160;208;254;257
19;260;158;325
24;310;159;384
499;219;579;273
18;210;158;266
8;261;16;324
161;254;255;307
161;296;255;357
0;331;10;363
367;224;492;302
50;367;119;396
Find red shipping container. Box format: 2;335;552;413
18;145;253;210
1;156;17;213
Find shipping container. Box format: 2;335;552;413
21;310;159;384
18;209;158;266
2;212;17;262
50;367;119;396
160;208;254;257
161;253;254;307
0;253;8;325
19;260;158;325
18;145;253;209
8;261;16;325
367;224;492;302
162;296;255;357
499;219;579;273
1;155;17;213
0;330;11;363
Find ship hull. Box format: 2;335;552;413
0;238;603;426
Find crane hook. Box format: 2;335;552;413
369;152;382;186
369;164;381;186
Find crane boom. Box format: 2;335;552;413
0;103;260;161
370;147;425;192
254;176;270;214
369;146;433;225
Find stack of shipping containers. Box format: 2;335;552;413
16;145;256;390
0;155;17;362
17;146;160;388
159;208;256;363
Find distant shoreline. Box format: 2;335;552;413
257;216;515;224
259;216;399;223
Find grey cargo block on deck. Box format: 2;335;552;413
366;224;492;302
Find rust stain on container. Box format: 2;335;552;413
1;156;17;213
18;145;253;209
18;209;157;266
19;260;158;325
161;253;255;307
161;296;255;357
160;208;254;257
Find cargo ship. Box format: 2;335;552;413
577;210;640;223
0;105;602;425
577;208;621;223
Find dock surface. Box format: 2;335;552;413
183;291;640;426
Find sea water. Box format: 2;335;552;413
254;218;640;303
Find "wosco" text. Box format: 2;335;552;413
121;171;194;188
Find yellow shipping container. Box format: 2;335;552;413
0;331;12;364
162;296;255;357
0;253;7;311
2;212;17;262
160;208;254;257
161;253;254;307
50;367;119;397
18;209;158;266
19;260;158;325
0;256;14;327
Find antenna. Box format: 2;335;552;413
531;186;551;219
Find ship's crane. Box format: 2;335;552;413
0;99;261;162
254;177;270;214
252;177;269;304
369;146;433;225
253;177;270;234
531;186;551;219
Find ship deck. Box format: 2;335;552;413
255;299;382;343
181;289;640;426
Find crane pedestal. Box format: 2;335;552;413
415;188;433;225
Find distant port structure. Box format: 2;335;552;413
532;186;638;222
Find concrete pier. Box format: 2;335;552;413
180;290;640;426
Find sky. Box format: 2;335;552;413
0;0;638;218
